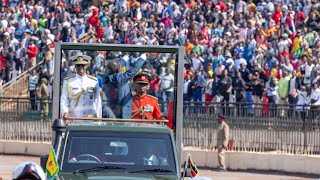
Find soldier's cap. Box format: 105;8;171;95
218;114;226;120
70;55;92;65
133;73;152;84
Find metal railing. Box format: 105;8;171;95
183;120;320;155
181;102;320;131
0;97;53;121
0;98;320;155
1;61;44;97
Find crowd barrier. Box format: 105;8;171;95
1;98;320;155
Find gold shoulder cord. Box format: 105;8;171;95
67;80;85;111
132;99;148;119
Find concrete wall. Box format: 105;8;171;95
1;140;319;175
0;140;51;156
182;148;320;175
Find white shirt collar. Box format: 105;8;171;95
76;74;87;80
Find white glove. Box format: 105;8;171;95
140;53;147;61
122;55;129;62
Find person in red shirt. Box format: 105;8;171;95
26;39;38;70
216;0;227;12
200;21;209;40
148;71;161;98
88;7;100;27
95;23;105;42
0;49;6;77
261;90;269;116
132;73;164;120
280;47;290;60
294;6;306;28
272;6;282;25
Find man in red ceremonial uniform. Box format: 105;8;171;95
132;73;163;120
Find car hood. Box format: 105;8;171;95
58;172;179;180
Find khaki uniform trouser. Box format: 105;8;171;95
26;58;36;70
40;100;49;117
254;95;262;115
279;98;288;117
254;95;262;104
218;146;226;169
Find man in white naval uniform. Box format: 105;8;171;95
60;54;102;122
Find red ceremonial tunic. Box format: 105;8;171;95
132;94;162;120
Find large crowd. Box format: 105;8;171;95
0;0;320;115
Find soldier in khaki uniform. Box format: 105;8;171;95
216;114;229;171
36;78;49;118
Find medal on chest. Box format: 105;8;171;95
87;87;95;99
143;104;153;112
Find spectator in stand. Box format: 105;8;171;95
183;74;192;102
252;72;264;104
15;42;26;75
26;39;38;70
159;67;174;103
288;70;299;116
159;67;175;115
245;73;254;116
310;83;320;118
192;71;205;104
4;47;14;83
28;70;38;111
296;85;310;121
148;70;161;98
0;43;6;83
37;65;49;85
204;73;214;113
278;71;290;117
261;90;269;117
218;69;233;114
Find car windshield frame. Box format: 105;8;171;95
52;43;184;158
60;130;177;175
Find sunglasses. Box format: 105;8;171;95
75;64;86;68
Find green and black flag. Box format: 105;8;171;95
183;153;199;178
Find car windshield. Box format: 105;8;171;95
61;131;176;174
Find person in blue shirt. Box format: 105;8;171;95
193;71;205;102
267;52;277;69
104;53;146;119
76;20;86;38
93;68;104;90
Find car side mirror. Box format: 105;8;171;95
40;155;49;170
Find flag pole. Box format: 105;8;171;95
182;153;190;179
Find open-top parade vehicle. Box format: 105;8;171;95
39;43;198;179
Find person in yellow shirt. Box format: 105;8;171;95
28;16;38;30
270;61;281;79
291;30;304;54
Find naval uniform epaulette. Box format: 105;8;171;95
147;94;158;100
87;75;98;81
64;77;70;80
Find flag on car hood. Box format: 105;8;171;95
46;147;59;179
183;153;199;178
